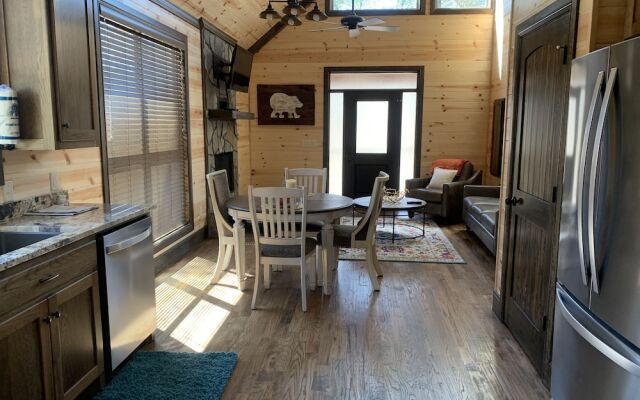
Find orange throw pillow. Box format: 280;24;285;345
431;159;466;176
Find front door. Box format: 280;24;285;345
342;90;402;198
504;7;571;376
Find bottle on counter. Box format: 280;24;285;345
0;84;20;146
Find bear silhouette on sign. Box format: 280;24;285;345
270;93;303;119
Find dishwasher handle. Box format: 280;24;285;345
105;228;151;255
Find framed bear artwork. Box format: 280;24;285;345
256;84;315;125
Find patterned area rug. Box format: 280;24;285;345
338;216;465;264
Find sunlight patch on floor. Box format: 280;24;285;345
169;299;230;352
208;272;243;306
155;282;196;331
171;256;214;290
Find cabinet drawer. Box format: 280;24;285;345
0;240;97;318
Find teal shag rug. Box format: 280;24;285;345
95;351;237;400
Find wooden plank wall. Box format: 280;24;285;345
1;0;207;236
248;14;495;188
236;91;251;195
485;0;513;187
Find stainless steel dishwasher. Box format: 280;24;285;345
99;216;156;374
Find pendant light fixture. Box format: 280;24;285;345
282;14;302;26
258;2;281;20
259;1;327;25
283;1;306;16
305;3;328;21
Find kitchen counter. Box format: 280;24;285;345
0;204;150;272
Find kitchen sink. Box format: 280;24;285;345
0;231;60;256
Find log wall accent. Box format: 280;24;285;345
248;14;495;188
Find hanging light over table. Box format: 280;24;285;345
259;1;327;25
258;2;281;20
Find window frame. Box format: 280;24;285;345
429;0;493;15
97;0;194;252
325;0;426;16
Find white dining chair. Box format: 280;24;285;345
284;168;327;195
284;167;327;280
332;172;389;291
206;170;238;288
248;186;317;312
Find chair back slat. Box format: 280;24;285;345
353;172;390;242
249;186;307;248
285;168;327;195
206;170;233;235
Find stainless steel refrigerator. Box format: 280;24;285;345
552;36;640;399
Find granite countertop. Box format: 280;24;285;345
0;204;151;273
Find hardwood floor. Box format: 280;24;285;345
148;224;549;399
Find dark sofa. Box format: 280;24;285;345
463;185;500;255
405;161;482;221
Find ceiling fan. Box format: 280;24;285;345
310;1;400;38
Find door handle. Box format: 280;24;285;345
588;67;617;294
557;287;640;376
105;228;152;255
577;70;605;287
505;196;523;206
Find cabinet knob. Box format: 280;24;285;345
51;311;61;319
62;122;70;128
43;316;53;325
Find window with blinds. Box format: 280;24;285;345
99;17;191;242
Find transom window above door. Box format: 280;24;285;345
431;0;491;14
327;0;425;15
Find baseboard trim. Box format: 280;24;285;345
492;290;504;321
153;226;207;273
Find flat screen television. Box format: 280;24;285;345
228;45;252;93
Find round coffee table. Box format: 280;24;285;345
353;196;427;243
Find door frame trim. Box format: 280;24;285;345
322;66;425;187
497;0;578;384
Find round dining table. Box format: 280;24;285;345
226;193;353;295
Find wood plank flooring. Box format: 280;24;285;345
148;224;549;399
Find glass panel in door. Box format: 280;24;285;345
356;101;389;154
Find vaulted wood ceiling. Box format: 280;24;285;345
169;0;277;48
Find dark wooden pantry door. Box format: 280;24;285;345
503;5;572;378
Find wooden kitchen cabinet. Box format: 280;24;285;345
0;300;56;400
49;273;103;400
0;240;103;400
0;0;100;149
626;0;640;39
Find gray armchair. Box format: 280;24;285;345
405;161;482;221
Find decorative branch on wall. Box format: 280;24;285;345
257;84;315;125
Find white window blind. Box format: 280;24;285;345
100;17;190;241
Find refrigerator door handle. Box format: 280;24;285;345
588;67;618;294
557;287;640;376
577;70;605;287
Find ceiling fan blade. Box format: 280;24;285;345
363;25;400;32
348;28;361;38
359;17;385;27
309;27;347;32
